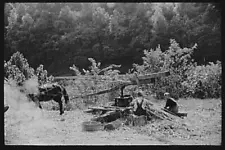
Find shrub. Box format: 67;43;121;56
133;45;164;75
132;39;221;99
69;58;121;105
183;61;221;98
4;51;54;86
4;51;34;85
69;64;81;76
153;74;185;99
133;39;197;99
36;64;54;85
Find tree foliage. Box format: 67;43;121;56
4;51;53;86
183;61;221;98
133;39;197;99
4;3;221;75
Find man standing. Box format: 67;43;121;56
164;92;179;113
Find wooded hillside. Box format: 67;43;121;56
4;3;221;75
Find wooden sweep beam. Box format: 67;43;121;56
72;71;170;99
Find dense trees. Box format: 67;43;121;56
4;3;221;75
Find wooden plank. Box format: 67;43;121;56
55;71;170;81
54;75;126;80
130;71;170;84
70;71;170;98
129;71;170;81
162;108;187;118
88;106;117;111
137;71;170;80
145;105;174;121
91;111;122;123
88;106;109;110
72;84;127;98
176;112;188;117
83;109;95;113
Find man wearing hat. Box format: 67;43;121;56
164;92;179;113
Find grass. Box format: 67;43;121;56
5;75;221;145
40;76;221;144
11;97;221;145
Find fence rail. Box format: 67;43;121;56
54;74;129;81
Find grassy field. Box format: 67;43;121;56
4;76;222;145
5;85;221;145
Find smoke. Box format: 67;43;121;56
4;80;28;111
4;77;58;144
23;77;39;94
4;77;44;124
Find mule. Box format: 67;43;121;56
28;83;69;115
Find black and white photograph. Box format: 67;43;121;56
4;2;221;145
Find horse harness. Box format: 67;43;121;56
38;84;65;97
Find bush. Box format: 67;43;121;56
69;58;121;105
132;39;221;99
133;39;197;99
4;51;34;85
4;51;54;86
69;64;82;76
36;64;54;85
153;74;185;100
183;61;221;98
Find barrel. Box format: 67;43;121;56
115;95;133;107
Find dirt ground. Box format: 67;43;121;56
4;98;221;145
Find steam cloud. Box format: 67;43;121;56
4;77;42;123
23;77;39;94
4;77;58;145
